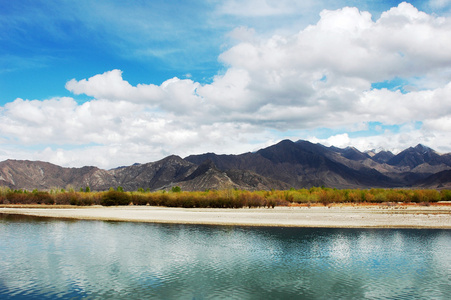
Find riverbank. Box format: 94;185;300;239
1;204;451;228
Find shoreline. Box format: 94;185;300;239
1;205;451;228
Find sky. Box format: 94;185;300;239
1;0;451;169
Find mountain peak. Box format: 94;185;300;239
387;143;443;168
2;140;451;191
183;159;219;181
414;144;433;153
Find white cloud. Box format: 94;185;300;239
64;3;451;131
322;133;351;149
0;96;271;168
227;26;257;42
66;70;205;115
0;97;148;145
66;70;162;103
224;3;451;82
3;3;451;168
311;123;450;155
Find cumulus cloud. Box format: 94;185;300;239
0;96;270;168
222;3;451;81
2;2;451;168
64;3;451;130
66;70;202;109
1;97;149;145
311;123;451;155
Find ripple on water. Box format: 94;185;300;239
1;217;450;299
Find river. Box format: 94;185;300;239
1;214;450;299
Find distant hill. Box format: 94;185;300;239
415;170;451;189
187;139;398;189
1;140;451;191
387;144;450;168
372;150;395;164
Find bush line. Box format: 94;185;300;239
0;186;450;208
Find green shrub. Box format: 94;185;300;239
440;190;451;201
101;190;131;206
171;186;182;193
1;186;450;208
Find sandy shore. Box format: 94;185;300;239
1;205;451;228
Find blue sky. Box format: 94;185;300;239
1;0;451;168
0;0;440;102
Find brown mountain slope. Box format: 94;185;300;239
186;140;397;189
109;155;197;191
2;140;451;191
0;159;113;191
176;160;291;191
415;170;451;189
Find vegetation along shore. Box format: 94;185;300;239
1;186;451;208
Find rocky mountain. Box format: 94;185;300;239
386;144;449;169
1;140;451;191
416;170;451;189
173;160;290;191
372;150;395;164
329;146;372;161
186;140;398;189
0;159;113;191
108;155;197;191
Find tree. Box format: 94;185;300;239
171;186;181;193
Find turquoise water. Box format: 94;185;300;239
0;214;450;299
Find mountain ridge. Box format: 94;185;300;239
1;140;451;191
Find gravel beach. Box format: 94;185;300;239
1;205;450;228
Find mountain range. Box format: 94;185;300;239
1;140;451;191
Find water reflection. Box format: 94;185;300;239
0;214;450;299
